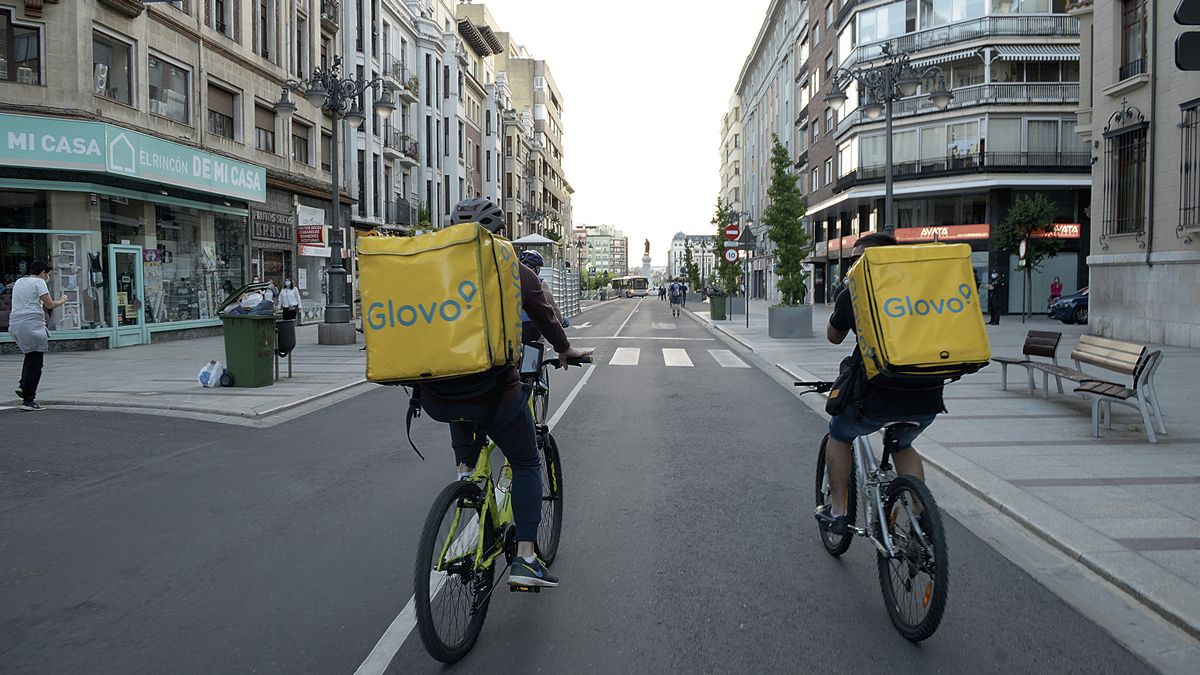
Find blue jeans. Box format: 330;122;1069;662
421;386;542;542
828;412;936;449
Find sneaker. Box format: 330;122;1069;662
509;556;559;588
14;388;24;400
814;504;849;536
19;401;44;412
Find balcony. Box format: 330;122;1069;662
385;199;415;227
833;151;1091;192
384;57;420;104
835;83;1080;137
320;0;340;33
384;130;419;167
841;15;1080;70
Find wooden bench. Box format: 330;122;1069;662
992;330;1062;395
1026;335;1144;398
1075;350;1166;443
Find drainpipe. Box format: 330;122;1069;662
1146;0;1157;267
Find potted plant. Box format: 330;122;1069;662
763;134;813;338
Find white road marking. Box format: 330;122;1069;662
573;336;713;341
611;297;644;337
570;322;593;329
608;347;640;366
651;322;676;330
662;348;694;367
356;362;597;674
708;349;751;368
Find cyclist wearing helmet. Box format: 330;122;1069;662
419;197;591;588
518;249;569;345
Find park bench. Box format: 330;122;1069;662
1025;335;1167;444
992;330;1062;395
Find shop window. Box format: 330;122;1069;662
148;54;189;123
93;30;135;106
292;120;312;164
207;81;240;140
255;105;276;153
0;9;42;85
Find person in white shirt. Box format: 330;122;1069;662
278;278;302;321
10;261;67;411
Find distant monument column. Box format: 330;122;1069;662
641;239;652;278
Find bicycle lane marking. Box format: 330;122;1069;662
611;297;644;337
353;363;597;674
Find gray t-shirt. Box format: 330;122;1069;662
10;276;50;324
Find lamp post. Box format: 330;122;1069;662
825;42;953;234
275;56;395;344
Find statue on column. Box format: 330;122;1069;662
644;239;650;256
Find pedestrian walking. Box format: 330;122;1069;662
658;285;666;301
668;280;684;317
986;272;1003;325
279;278;302;321
10;261;67;411
681;283;688;308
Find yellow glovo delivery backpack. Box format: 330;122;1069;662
846;243;991;386
356;222;524;386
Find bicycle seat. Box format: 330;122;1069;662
880;421;920;431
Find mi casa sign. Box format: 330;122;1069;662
0;113;266;202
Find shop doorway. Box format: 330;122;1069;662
108;244;147;347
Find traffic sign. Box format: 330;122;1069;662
723;248;739;263
724;224;740;241
723;240;739;248
1019;239;1027;260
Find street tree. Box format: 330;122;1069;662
711;198;740;294
683;242;702;291
763;134;810;305
995;192;1061;320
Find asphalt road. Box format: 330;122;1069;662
0;296;1153;673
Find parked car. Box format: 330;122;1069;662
1048;286;1088;324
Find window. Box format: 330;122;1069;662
292;120;311;164
207;82;239;140
1182;103;1200;230
207;0;237;39
824;107;834;133
1102;112;1148;237
148;54;189;123
254;105;276;153
824;158;833;185
321;130;332;172
813;19;820;46
0;9;42;85
294;13;308;77
254;0;277;62
93;31;134;105
1119;0;1146;80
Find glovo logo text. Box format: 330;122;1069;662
366;281;479;330
883;283;974;318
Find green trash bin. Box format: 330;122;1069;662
709;294;727;320
218;282;276;388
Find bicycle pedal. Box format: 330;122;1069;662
509;584;541;593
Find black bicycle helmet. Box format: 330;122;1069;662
519;249;545;269
451;197;506;232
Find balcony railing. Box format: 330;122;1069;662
834;151;1090;191
835;83;1080;136
384;57;419;102
384;130;419;164
1118;57;1146;81
841;15;1080;70
320;0;340;32
385;199;415;227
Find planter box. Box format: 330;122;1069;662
727;297;746;315
768;304;814;338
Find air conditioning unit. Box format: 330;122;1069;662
94;63;109;96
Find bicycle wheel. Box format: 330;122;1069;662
814;434;856;556
414;481;496;663
876;475;949;642
533;364;551;423
536;431;564;564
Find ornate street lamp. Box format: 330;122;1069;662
275;56;395;343
825;42;953;233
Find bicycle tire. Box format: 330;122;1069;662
814;434;856;557
533;365;550;423
536;431;564;564
414;481;496;663
876;475;949;642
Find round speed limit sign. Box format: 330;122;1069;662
723;248;739;263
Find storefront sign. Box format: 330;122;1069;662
828;237;841;252
297;225;326;245
1029;223;1082;239
300;244;332;257
0;112;266;202
894;224;992;243
251;209;296;243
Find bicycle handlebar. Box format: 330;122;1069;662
794;380;834;394
542;354;593;369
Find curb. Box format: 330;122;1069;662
683;308;756;352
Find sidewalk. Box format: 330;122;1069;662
692;298;1200;639
0;324;368;425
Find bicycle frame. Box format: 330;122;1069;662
850;434;925;558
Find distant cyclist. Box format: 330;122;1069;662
668;280;684;317
419;198;591;588
518;249;569;345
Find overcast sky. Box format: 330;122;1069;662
477;0;772;268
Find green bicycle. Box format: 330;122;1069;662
413;347;589;663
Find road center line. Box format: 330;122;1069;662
355;363;597;673
611;297;644;337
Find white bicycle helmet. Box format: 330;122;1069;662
451;197;506;232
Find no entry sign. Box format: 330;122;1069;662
724;224;740;241
723;248;739;263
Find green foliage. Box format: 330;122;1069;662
417;202;432;227
762;134;809;305
995;193;1061;272
711;198;740;293
683;242;702;290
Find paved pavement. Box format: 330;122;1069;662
0;295;1186;672
692;297;1200;645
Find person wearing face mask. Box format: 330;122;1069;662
986;271;1004;325
278;278;301;321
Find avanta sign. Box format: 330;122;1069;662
0;112;266;202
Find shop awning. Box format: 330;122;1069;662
911;48;981;68
993;45;1080;61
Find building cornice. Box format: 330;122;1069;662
735;0;789;96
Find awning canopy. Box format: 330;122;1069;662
911;48;981;68
993;44;1080;61
511;233;556;246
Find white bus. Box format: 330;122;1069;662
611;275;650;298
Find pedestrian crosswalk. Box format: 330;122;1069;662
601;347;749;369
